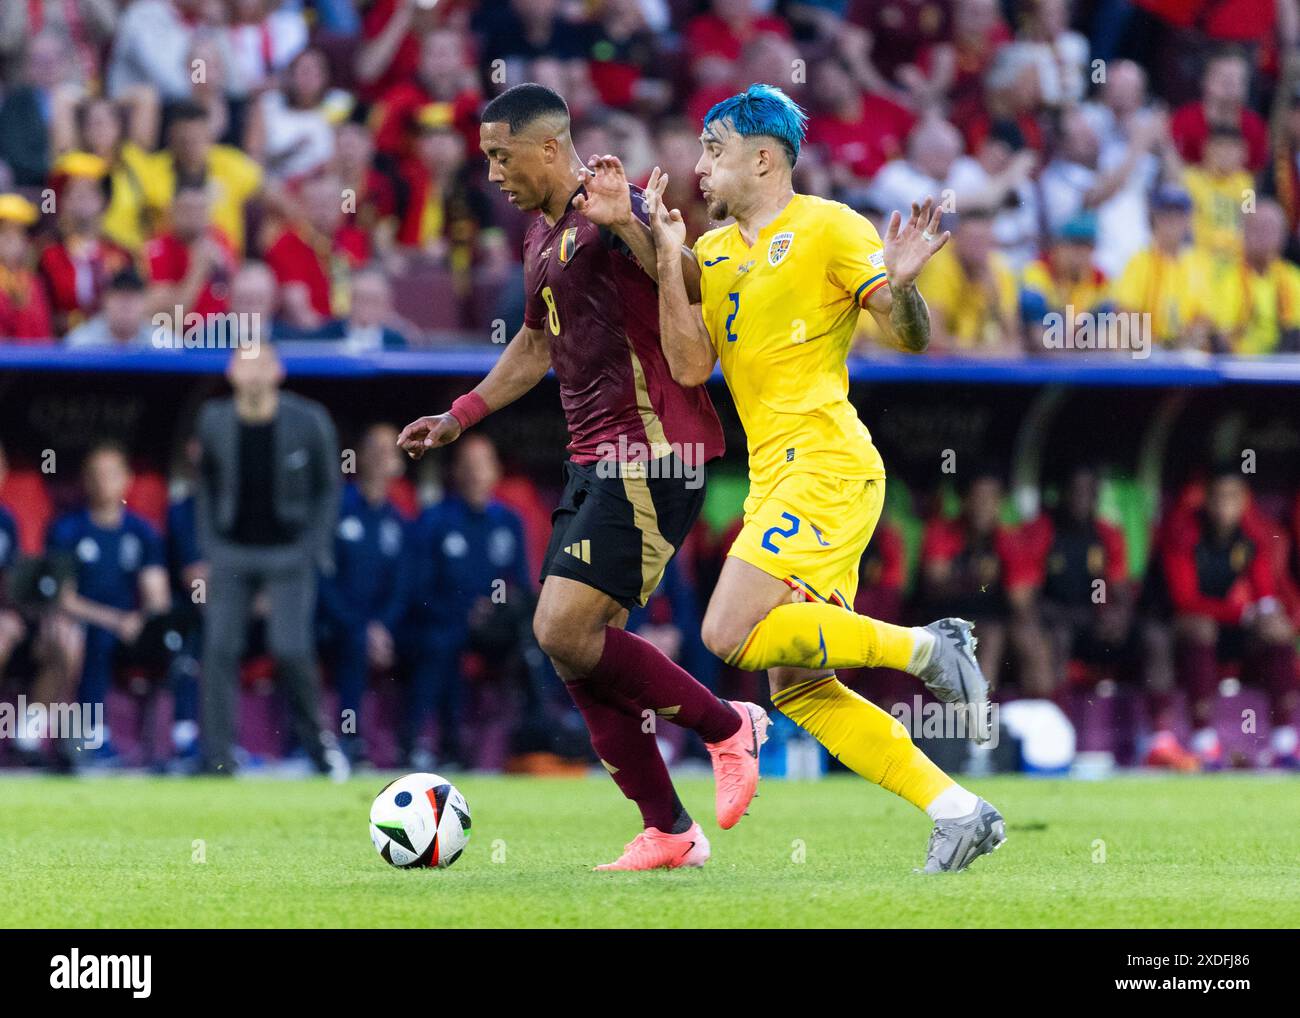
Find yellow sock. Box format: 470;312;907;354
729;601;916;672
773;675;954;811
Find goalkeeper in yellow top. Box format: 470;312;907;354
576;84;1004;873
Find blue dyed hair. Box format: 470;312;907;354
703;83;808;166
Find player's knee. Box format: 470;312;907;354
532;607;589;667
701;611;748;661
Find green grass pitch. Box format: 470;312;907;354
2;773;1297;928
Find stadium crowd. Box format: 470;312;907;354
0;0;1297;352
1;1;1300;778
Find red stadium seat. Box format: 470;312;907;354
125;469;169;533
493;474;552;585
387;475;419;520
0;468;53;554
389;259;463;334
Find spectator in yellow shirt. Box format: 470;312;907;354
50;88;160;255
140;101;286;254
1114;186;1209;349
1190;199;1300;354
917;207;1021;354
1183;125;1252;263
1021;213;1112;316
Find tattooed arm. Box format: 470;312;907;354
867;280;932;352
865;197;949;353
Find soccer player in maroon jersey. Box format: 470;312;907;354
398;84;768;871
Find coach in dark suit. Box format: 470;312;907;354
195;344;343;776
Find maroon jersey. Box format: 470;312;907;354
522;184;725;466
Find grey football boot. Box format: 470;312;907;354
916;617;993;744
921;798;1006;874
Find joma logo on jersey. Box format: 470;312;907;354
768;231;794;266
559;227;579;263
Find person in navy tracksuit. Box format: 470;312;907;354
0;493;23;682
164;489;205;764
404;434;530;768
46;443;171;761
317;423;411;763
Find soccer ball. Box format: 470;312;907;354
369;773;471;869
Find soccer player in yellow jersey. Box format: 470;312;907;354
586;84;1005;872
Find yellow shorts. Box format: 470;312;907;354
728;473;885;608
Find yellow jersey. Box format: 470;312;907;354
1188;251;1300;354
1113;246;1207;347
1020;258;1111;314
1184;167;1250;261
100;142;156;254
917;243;1019;350
141;145;264;253
695;193;886;498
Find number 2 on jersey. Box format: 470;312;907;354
725;292;740;343
541;286;561;336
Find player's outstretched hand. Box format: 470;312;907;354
574;154;633;227
396;413;461;460
883;196;950;289
644;166;686;250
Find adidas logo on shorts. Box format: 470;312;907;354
563;539;592;563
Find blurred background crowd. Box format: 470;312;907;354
0;0;1298;353
2;0;1300;782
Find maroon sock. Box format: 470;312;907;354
590;627;742;744
1147;689;1179;732
564;679;688;832
1253;641;1299;727
1178;640;1219;726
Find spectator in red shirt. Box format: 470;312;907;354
586;0;671;112
38;151;135;336
264;171;371;328
395;103;491;266
371;26;482;164
145;180;238;328
916;468;1051;694
333;116;398;254
910;0;1011;112
807;57;915;195
653;118;712;245
354;0;444;103
1022;466;1133;681
847;0;953;85
685;32;809;133
957;42;1049;157
685;0;791;86
1170;49;1270;172
1164;468;1298;766
1016;466;1193;757
0;194;53;343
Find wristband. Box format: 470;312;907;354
449;392;490;430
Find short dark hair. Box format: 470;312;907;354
169;100;209;126
1207;124;1243;143
106;267;145;293
480;83;569;134
956;461;1005;498
1207;460;1248;485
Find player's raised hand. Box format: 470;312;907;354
644;166;687;250
396;413;462;460
883;196;949;289
574;154;633;227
